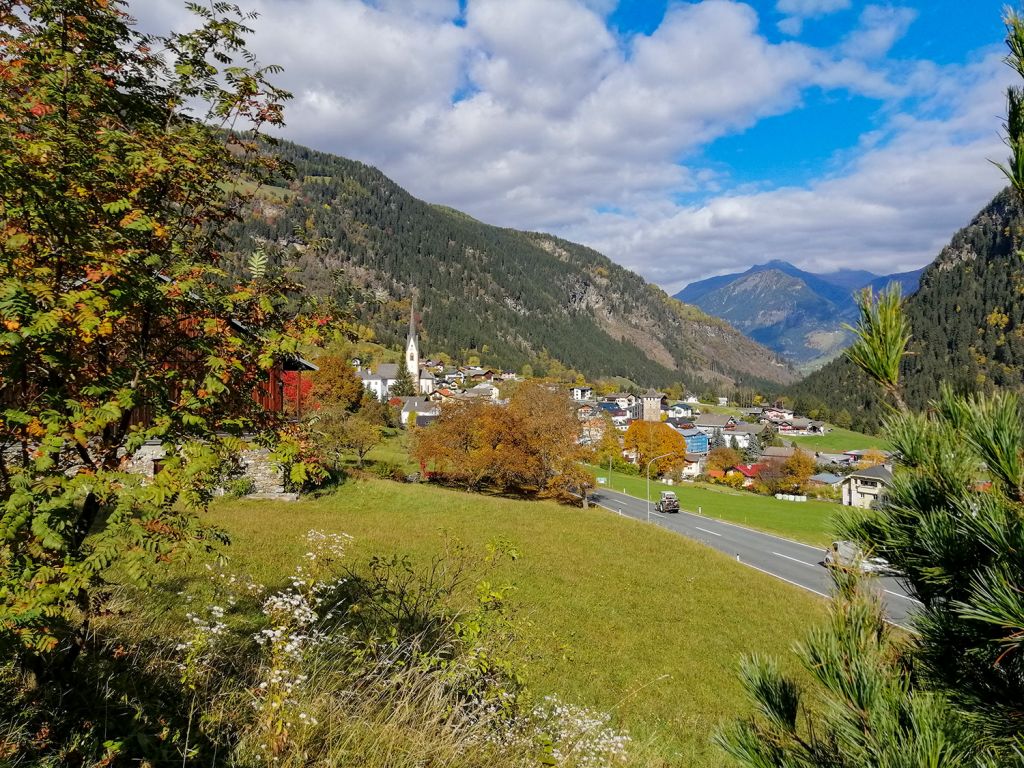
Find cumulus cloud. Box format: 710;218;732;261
135;0;1009;292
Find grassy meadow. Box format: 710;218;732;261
787;425;889;452
587;464;837;545
207;478;826;767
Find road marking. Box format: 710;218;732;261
694;526;721;537
738;560;830;598
884;589;923;604
597;488;825;552
772;551;818;568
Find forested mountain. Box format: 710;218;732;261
228;140;797;390
673;260;924;370
788;188;1024;432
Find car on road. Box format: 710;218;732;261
823;540;895;574
655;491;680;513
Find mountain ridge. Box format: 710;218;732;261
230;139;797;390
673;260;925;369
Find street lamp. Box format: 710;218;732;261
646;452;675;522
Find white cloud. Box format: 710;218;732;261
776;0;851;36
133;0;1010;294
841;5;918;59
572;53;1011;292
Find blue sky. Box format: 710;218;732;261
141;0;1013;290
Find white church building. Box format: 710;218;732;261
359;300;435;400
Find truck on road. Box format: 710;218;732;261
655;491;680;513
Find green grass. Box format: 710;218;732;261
588;465;837;546
364;430;418;471
209;479;826;767
788;425;889;453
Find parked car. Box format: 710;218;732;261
823;540;894;574
655;491;680;513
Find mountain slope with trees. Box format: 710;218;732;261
787;188;1024;432
230;140;797;390
674;260;924;369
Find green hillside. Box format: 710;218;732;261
788;188;1024;432
228;140;797;391
207;479;825;766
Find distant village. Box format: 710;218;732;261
354;307;892;510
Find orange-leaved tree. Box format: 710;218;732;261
413;382;592;498
0;0;329;680
623;421;687;475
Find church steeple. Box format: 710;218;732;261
405;296;420;392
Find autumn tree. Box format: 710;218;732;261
310;350;365;411
0;0;328;680
706;446;742;473
623;421;686;476
780;449;816;491
412;383;592;499
855;447;888;469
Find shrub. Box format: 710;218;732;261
226;476;257;498
371;461;405;481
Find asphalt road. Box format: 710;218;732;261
591;487;921;627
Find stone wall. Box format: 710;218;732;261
125;441;297;501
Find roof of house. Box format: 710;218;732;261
684;452;705;463
375;363;400;380
678;428;707;438
401;397;438;414
415;414;438;427
604;392;635;400
666;417;695;429
731;463;768;478
731;422;766;434
762;446;797;459
809;472;843;485
846;464;894;483
419;368;436;380
643;388;666;398
694;414;735;427
817;452;854;463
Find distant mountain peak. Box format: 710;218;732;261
673;259;924;369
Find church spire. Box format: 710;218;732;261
405;294;420;391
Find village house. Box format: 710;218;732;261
726;463;768;488
666;402;695;419
761;446;798;464
399;396;440;426
679;453;706;479
722;423;767;450
673;427;710;455
777;417;827;435
808;472;844;488
571;385;594;401
760;406;795;423
841;464;893;508
602;392;641;420
458;382;500;401
693;413;736;434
